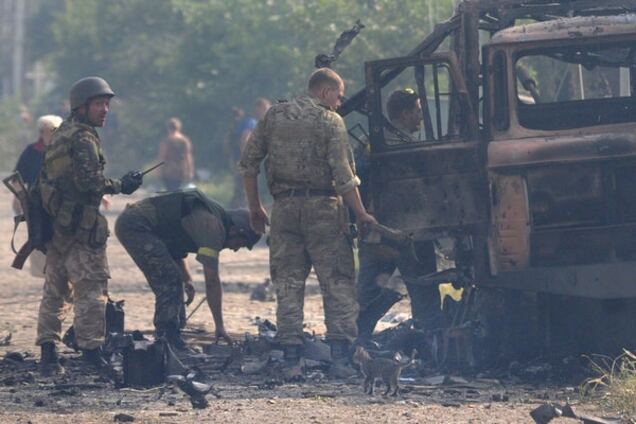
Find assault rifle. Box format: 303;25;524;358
3;172;52;270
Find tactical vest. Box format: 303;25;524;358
148;189;231;259
39;119;108;246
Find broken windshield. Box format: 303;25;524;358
515;42;636;131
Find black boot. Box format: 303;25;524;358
39;342;63;376
356;289;404;339
82;347;109;370
281;344;303;381
156;324;188;350
329;340;357;379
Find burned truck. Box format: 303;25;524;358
340;1;636;355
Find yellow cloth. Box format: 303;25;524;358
197;247;219;258
438;282;464;309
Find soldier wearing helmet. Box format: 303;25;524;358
115;189;262;349
36;77;144;376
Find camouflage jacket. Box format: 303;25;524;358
42;116;121;206
40;116;121;249
237;94;360;197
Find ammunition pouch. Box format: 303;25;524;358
41;182;108;247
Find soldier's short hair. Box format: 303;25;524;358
253;97;270;108
37;115;63;133
167;117;182;132
386;89;419;121
308;68;342;91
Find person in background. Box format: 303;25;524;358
158;117;194;191
12;115;63;277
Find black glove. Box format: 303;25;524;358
120;170;143;195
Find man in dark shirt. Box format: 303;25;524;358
115;189;262;348
14;114;63;186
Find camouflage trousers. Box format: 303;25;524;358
115;205;185;332
270;196;358;346
36;240;109;350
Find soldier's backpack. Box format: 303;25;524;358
3;172;53;269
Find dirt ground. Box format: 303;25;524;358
0;187;615;423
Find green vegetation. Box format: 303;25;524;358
2;0;456;174
582;350;636;419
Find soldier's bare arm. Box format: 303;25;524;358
72;134;121;194
238;119;269;232
203;265;233;345
325;114;376;227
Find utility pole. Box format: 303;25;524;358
12;0;26;101
1;0;14;99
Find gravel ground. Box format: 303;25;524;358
0;187;614;423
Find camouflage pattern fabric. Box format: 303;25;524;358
115;204;186;330
36;243;109;350
270;197;358;345
239;93;363;346
237;94;360;197
42;116;121;201
36;115;119;350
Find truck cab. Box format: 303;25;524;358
344;2;636;300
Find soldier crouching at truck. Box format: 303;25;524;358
36;77;144;376
115;190;262;349
356;89;442;341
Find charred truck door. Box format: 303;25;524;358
366;52;487;248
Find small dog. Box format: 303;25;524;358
352;346;413;396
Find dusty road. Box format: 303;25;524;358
0;187;610;423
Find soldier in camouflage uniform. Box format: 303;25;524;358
238;68;377;378
115;190;262;349
36;77;143;375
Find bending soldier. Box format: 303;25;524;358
239;68;376;379
36;76;143;375
115;189;262;349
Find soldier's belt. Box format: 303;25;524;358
274;188;336;200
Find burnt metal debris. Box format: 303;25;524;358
334;0;636;360
314;19;365;69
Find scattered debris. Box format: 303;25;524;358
303;338;331;363
167;370;219;409
241;353;270;375
253;317;277;339
250;278;275;302
530;403;562;424
3;351;25;362
0;333;11;346
491;393;509;402
113;413;135;422
529;402;621;424
123;339;165;388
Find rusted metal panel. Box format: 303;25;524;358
488;175;530;273
488;15;636;46
483;260;636;298
371;143;486;238
488;133;636;170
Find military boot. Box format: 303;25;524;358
82;347;109;370
329;340;357;379
281;344;304;382
156;324;188;351
39;342;64;376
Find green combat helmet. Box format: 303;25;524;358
227;209;262;249
69;76;115;110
